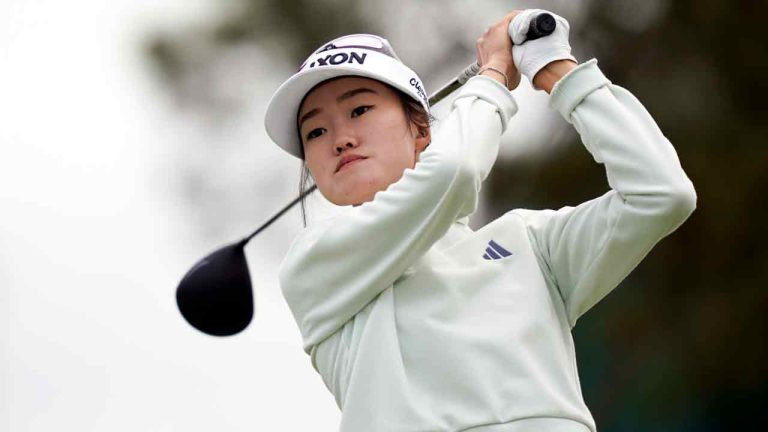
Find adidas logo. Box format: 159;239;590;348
482;240;513;260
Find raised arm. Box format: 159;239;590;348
280;75;518;353
513;58;697;328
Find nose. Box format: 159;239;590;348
334;139;359;155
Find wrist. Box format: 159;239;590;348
479;59;513;89
479;66;508;89
533;59;578;94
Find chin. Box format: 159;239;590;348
326;164;407;206
328;177;385;206
331;188;377;207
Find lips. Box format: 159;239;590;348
335;154;367;173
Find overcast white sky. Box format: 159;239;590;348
0;1;569;430
0;0;343;430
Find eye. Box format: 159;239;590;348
351;105;372;118
306;127;325;141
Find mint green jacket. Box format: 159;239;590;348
279;59;697;432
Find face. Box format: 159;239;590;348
298;76;430;206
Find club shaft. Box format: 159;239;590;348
243;184;318;245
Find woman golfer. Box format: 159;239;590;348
264;8;696;432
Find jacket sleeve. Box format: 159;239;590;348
512;58;697;329
279;75;519;354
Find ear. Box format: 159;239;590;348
414;126;431;156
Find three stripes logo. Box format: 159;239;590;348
482;240;513;260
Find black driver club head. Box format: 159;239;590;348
173;185;317;337
176;239;254;336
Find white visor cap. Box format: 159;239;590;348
264;34;430;159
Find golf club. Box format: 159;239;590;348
176;12;556;336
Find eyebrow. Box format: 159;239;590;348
298;87;378;129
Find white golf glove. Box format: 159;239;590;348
509;9;577;91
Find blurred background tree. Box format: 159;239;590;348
485;1;767;429
144;0;767;429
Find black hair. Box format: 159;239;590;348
296;77;436;227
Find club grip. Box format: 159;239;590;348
457;12;556;85
525;12;556;41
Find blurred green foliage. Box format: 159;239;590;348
146;0;379;90
485;1;768;429
146;0;767;429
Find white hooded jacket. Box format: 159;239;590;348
278;58;697;432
